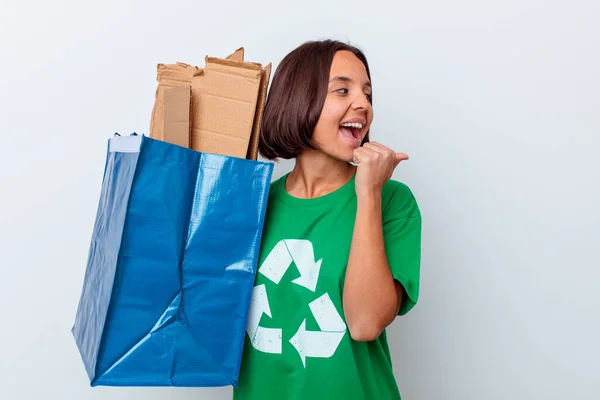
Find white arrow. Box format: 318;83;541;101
286;240;323;292
259;240;322;292
246;284;282;354
251;327;282;354
258;241;292;285
289;293;347;367
289;320;346;368
308;293;346;331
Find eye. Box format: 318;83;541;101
334;88;348;94
365;93;373;102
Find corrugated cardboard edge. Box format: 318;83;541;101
226;47;245;62
205;56;263;72
247;63;272;160
163;85;192;148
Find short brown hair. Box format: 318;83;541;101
258;40;372;160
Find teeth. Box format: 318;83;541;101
341;122;363;129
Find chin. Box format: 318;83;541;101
336;150;356;164
314;140;357;163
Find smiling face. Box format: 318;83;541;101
311;50;374;162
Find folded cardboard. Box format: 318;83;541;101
227;47;245;62
151;47;271;160
163;86;192;148
248;63;271;160
190;57;261;159
150;62;199;142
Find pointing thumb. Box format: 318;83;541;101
395;152;409;163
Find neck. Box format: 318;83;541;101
285;150;356;199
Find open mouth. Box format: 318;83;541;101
339;122;363;143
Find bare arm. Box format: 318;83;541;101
342;142;409;341
343;190;404;341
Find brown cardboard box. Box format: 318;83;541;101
190;58;260;159
248;63;271;160
224;48;271;158
151;47;270;161
163;86;191;148
150;62;199;142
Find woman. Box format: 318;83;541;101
234;40;422;400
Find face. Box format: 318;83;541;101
311;50;374;162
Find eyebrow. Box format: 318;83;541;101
329;76;371;88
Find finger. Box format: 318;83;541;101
360;146;380;160
352;148;363;163
365;142;406;167
366;142;403;162
353;147;378;163
395;152;409;163
363;142;388;154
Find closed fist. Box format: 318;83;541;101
353;142;408;198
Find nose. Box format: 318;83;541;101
351;91;371;111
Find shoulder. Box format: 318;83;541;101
267;175;286;199
381;179;421;219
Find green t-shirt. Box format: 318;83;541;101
233;172;421;400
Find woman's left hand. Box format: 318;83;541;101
353;142;409;199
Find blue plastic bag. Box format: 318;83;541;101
72;134;273;387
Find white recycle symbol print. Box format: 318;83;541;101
245;239;347;367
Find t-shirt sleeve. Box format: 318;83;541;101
382;181;422;316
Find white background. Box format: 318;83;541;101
0;0;598;399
